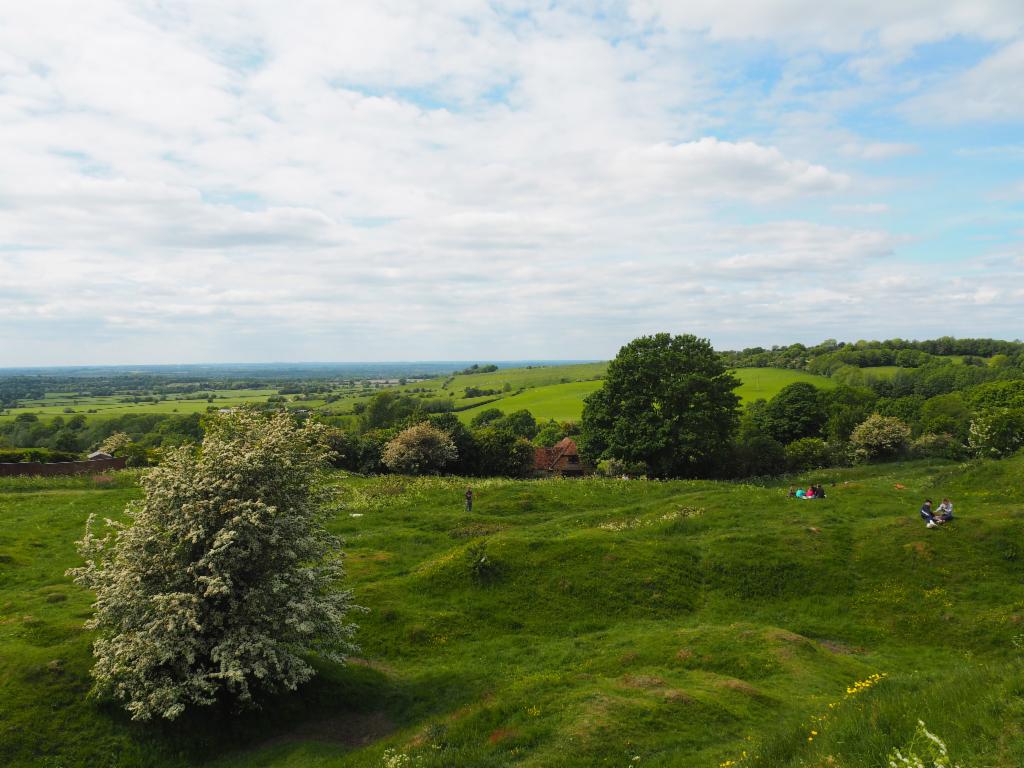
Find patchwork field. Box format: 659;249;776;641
1;364;837;429
2;457;1022;767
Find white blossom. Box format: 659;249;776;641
68;410;360;721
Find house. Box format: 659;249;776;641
533;437;586;477
87;451;113;460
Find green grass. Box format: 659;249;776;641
2;456;1023;767
456;380;604;423
731;368;836;402
1;365;836;429
453;368;835;424
0;389;282;423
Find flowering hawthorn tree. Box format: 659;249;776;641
381;422;458;474
68;410;359;721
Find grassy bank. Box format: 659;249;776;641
2;457;1022;766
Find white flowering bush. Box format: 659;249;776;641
98;431;133;456
888;720;962;768
381;422;458;475
68;410;360;721
967;408;1024;458
849;414;911;462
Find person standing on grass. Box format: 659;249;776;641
465;486;473;513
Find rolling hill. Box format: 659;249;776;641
2;456;1022;766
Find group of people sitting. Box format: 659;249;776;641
788;484;826;499
920;498;954;528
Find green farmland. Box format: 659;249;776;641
457;379;604;423
1;364;839;430
2;456;1023;767
731;368;836;402
456;367;836;424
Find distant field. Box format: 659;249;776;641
730;367;835;401
454;367;836;423
457;379;604;423
0;389;283;424
1;364;837;427
421;362;607;396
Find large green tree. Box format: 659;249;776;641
579;333;740;478
763;382;827;444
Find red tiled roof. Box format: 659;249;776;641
533;437;580;471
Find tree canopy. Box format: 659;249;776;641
579;333;740;478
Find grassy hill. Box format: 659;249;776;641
457;380;604;423
456;367;835;423
731;368;836;402
2;457;1023;767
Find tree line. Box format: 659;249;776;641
580;333;1024;479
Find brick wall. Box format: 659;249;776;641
0;457;128;477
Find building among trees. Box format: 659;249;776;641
533;437;586;477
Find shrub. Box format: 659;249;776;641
968;408;1024;458
466;540;499;584
595;457;648;478
68;410;359;721
0;448;80;463
849;414;911;462
731;435;787;478
98;431;133;456
382;422;458;475
910;432;964;459
784;437;831;472
475;428;535;477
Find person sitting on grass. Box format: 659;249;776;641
795;487;805;498
788;486;797;498
934;497;954;525
804;486;816;499
920;499;938;528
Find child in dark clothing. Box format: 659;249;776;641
920;499;937;528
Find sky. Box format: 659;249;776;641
1;1;1023;366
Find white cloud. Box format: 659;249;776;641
840;142;918;160
0;1;1021;363
629;1;1024;51
832;202;891;213
907;39;1024;122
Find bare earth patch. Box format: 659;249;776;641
488;727;520;744
718;678;760;697
905;541;931;558
621;674;666;689
662;689;693;704
820;640;865;655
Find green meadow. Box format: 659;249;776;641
2;457;1022;767
457;380;605;423
730;368;835;402
2;364;837;429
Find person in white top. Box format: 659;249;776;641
934;497;954;524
